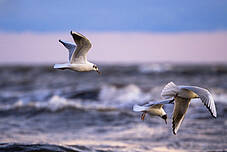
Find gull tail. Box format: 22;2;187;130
161;82;179;98
54;64;69;70
133;104;149;112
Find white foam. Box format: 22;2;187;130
0;96;84;112
0;95;121;112
213;93;227;104
138;63;172;73
1;84;195;111
98;84;151;107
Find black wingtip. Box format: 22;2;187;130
169;99;175;104
59;39;63;44
213;111;217;118
172;127;177;135
70;30;73;35
202;102;217;119
172;121;177;135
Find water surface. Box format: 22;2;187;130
0;64;226;152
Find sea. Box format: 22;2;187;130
0;63;226;152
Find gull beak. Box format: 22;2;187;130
162;115;167;124
164;118;167;124
96;70;101;75
141;112;146;121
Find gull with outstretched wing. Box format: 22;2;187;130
54;31;100;74
133;99;174;124
161;82;217;135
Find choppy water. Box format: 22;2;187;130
0;63;226;152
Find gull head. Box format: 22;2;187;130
161;114;167;124
93;64;101;74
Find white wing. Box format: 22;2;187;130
180;86;217;118
70;31;92;64
172;97;191;135
143;99;174;108
133;104;149;112
161;82;179;98
59;40;76;62
132;99;174;112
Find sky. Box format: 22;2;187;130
1;0;227;32
0;0;227;64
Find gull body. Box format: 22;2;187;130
161;82;217;135
54;62;94;72
133;99;174;124
54;31;100;74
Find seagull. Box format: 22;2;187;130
54;31;100;74
161;82;217;135
133;99;174;124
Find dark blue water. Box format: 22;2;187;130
0;64;226;152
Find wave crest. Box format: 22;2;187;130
138;63;172;73
0;96;84;112
98;84;151;106
0;84;153;112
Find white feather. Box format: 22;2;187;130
133;104;149;112
161;82;179;98
58;40;76;62
54;31;97;73
54;63;69;69
180;86;217;118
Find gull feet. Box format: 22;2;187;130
141;112;146;121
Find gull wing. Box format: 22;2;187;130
161;82;179;98
70;31;92;64
172;97;191;135
59;40;76;62
133;104;149;112
180;86;217;118
144;99;174;108
133;99;174;112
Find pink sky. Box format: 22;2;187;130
0;31;227;64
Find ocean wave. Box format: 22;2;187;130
0;84;153;112
98;84;151;106
138;63;172;73
0;83;226;114
138;63;227;74
0;96;81;112
0;143;93;152
214;94;227;104
0;95;123;113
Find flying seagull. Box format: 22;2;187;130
161;82;217;135
133;99;174;124
54;31;100;74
